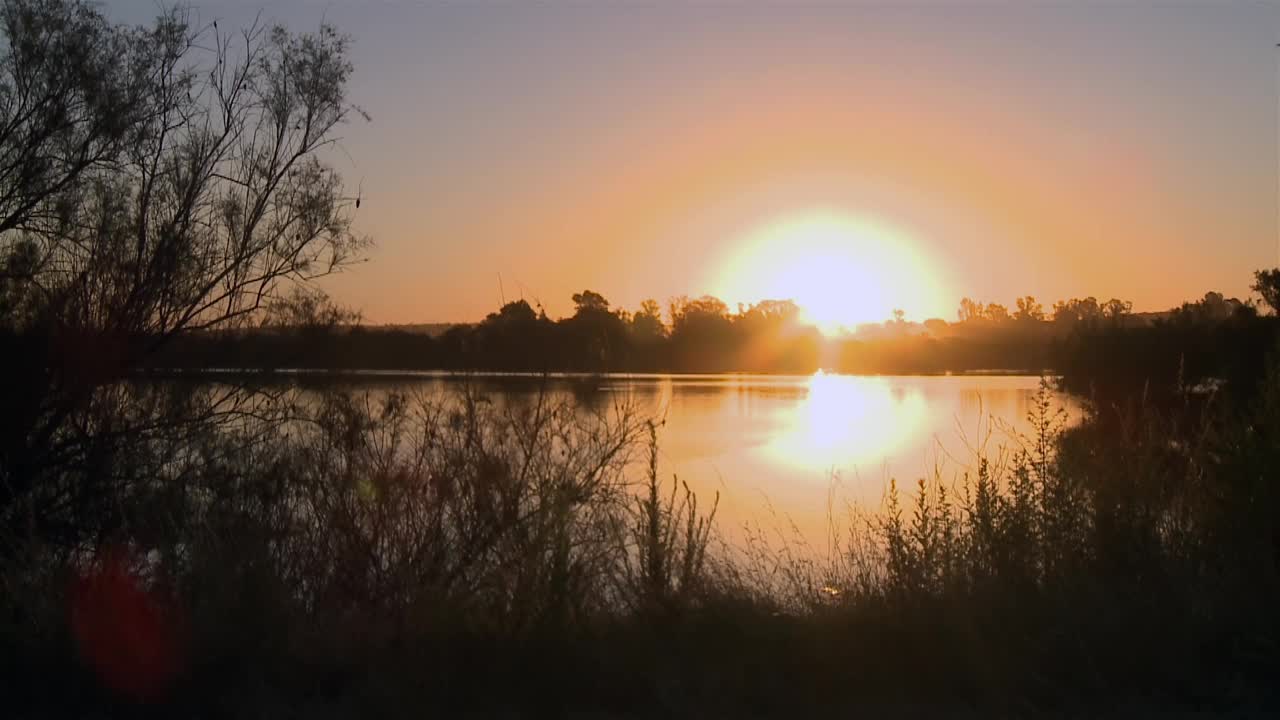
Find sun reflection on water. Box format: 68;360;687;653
761;373;929;476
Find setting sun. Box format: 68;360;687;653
713;211;949;334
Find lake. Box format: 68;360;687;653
293;371;1083;552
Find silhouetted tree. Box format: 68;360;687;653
1015;296;1045;322
571;289;610;314
262;287;361;331
1252;268;1280;314
1052;297;1103;326
630;299;665;341
985;303;1010;323
486;300;538;325
0;0;366;550
958;297;984;323
1173;291;1244;325
562;290;627;371
669;295;729;335
0;0;156;240
1102;298;1133;321
668;295;734;371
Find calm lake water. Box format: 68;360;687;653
311;372;1083;551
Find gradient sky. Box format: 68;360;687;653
108;1;1280;325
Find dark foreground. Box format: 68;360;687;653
3;367;1278;718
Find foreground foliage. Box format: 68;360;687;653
2;369;1277;717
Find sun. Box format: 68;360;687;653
713;211;946;334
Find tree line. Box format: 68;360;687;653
147;281;1273;388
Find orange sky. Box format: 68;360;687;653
112;1;1280;326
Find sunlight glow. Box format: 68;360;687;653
714;211;947;334
762;373;929;475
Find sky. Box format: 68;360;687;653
107;0;1280;326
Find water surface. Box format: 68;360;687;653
308;372;1082;550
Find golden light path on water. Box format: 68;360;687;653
761;372;930;473
304;372;1080;559
640;372;1080;553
